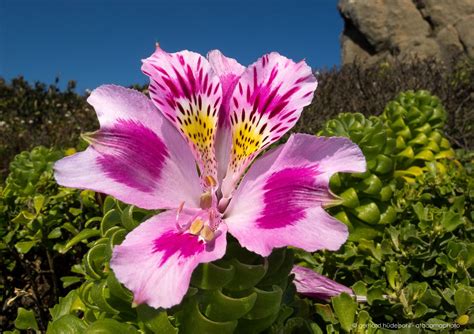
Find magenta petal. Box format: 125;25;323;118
224;134;366;256
291;266;354;301
142;47;222;179
207;50;245;183
54;85;202;210
111;210;227;309
221;53;318;198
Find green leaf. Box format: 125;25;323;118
136;306;178;334
242;286;282;320
107;272;133;302
413;302;429;318
33;195;45;214
235;311;280;334
339;188;359;209
315;304;336;324
367;286;385;305
60;276;82;289
332;293;357;332
103;196;117;215
58;228;100;254
85;319;139;333
47;315;87;334
202;289;257;321
358;174;383;195
48;227;62;239
191;262;235;290
441;210;464;232
425;318;450;331
224;259;266;291
420;289;442;308
351;201;381;225
121;205;139;231
15;241;37;254
88;280;120;315
180;299;237;334
14;307;38;331
84;242;110;279
12;211;33;224
50;290;84;321
351;281;367;298
374;154;393;174
101;208;122;236
454;288;472;315
68;207;82;216
385;261;401;291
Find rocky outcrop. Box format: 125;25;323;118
339;0;474;64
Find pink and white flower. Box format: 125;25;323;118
54;47;366;309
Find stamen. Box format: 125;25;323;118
204;175;217;188
200;225;215;242
176;201;185;220
189;219;204;235
199;191;212;209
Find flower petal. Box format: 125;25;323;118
142;47;222;180
54;85;202;210
224;134;366;256
207;50;245;182
291;266;355;301
221;53;317;198
111;210;227;309
207;50;245;128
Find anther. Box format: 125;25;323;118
189;219;204;235
200;225;215;242
199;191;212;209
204;175;217;188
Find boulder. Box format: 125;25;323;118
339;0;474;64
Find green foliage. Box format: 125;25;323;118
1;88;472;333
320;113;397;238
295;91;474;331
47;198;296;333
0;77;98;180
14;307;39;331
0;146;101;331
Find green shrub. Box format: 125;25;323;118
0;78;97;180
0;147;101;332
2;88;472;333
46;198;296;333
293;91;474;331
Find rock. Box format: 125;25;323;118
436;25;464;59
420;0;474;28
456;15;474;58
339;0;474;64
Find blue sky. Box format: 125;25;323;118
0;0;342;93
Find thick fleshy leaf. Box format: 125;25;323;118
54;85;202;210
224;134;366;256
142;47;222;180
207;50;245;182
221;53;317;198
111;211;227;309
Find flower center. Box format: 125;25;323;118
185;206;222;243
176;175;222;243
